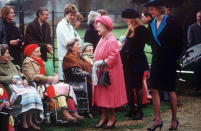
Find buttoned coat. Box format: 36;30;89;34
3;20;22;66
93;33;127;108
148;15;183;91
0;18;6;44
22;57;49;82
24;18;52;46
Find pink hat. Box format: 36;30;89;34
95;15;113;30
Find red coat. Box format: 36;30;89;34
93;33;127;108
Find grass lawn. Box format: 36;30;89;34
36;102;169;131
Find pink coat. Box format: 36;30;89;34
93;33;127;108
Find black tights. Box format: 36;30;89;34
125;71;144;114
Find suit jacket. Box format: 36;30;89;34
187;22;201;47
24;18;52;45
22;57;49;82
24;18;52;61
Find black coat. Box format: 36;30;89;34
3;20;22;66
148;16;183;91
84;24;101;50
149;16;183;68
0;18;6;44
120;25;149;73
24;18;52;61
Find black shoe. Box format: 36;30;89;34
95;120;108;128
132;112;143;120
103;121;116;129
169;120;179;131
147;121;163;131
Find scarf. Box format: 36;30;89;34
81;53;94;59
62;51;92;73
31;57;45;75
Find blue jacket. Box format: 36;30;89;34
0;18;6;44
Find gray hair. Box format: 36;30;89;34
87;11;100;25
0;44;8;56
66;39;79;52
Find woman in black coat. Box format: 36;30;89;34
84;11;101;50
1;6;22;66
145;0;183;130
0;18;6;44
121;9;149;120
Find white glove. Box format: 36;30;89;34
94;60;105;67
92;65;98;86
92;60;105;86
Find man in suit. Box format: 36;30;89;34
188;10;201;47
188;10;201;90
24;7;52;61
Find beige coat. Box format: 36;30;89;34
22;57;49;82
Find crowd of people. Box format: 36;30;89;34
0;0;201;130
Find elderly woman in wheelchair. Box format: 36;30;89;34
0;44;43;130
22;44;83;122
62;39;93;117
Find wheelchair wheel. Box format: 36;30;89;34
45;113;51;125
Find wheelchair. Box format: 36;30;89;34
0;83;22;131
68;77;90;114
31;82;78;125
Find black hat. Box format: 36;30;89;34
144;0;165;7
121;8;139;19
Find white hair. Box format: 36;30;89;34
87;11;101;25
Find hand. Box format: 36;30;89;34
12;79;18;84
47;44;53;54
10;39;19;45
22;79;29;87
52;74;59;83
48;75;59;84
48;76;54;83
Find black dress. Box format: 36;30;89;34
121;25;149;89
148;15;183;91
4;20;22;66
120;25;149;116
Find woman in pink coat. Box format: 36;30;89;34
92;15;127;129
